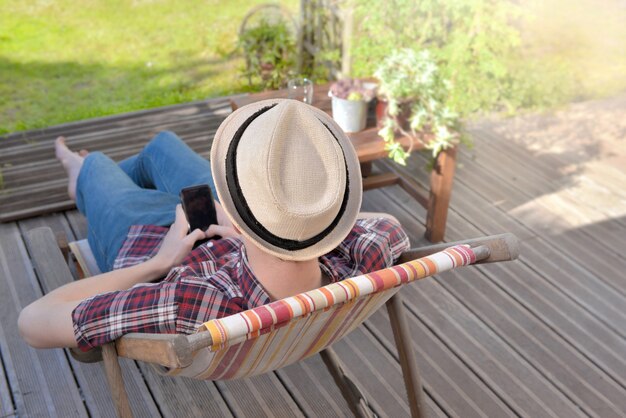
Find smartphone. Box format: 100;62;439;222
179;184;220;244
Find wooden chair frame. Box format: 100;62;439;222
25;228;519;418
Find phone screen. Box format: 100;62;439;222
180;185;218;234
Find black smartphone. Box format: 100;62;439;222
179;184;220;244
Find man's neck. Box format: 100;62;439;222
243;238;323;300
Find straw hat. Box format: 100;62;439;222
211;99;362;260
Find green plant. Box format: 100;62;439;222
375;49;462;165
351;0;522;116
238;18;296;90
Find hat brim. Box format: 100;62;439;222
211;99;362;261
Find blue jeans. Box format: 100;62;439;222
75;131;217;272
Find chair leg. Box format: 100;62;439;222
386;293;426;418
320;348;373;418
102;343;133;418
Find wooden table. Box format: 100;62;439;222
230;84;457;243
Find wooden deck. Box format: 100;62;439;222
1;94;625;417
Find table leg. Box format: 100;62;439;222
360;161;373;177
425;146;457;243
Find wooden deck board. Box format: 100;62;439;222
1;93;625;417
393;147;626;321
0;348;15;418
383;153;626;415
137;364;234;418
18;214;162;418
464;129;626;234
474;127;626;228
276;357;355;417
362;188;589;417
216;375;304;418
457;134;626;261
0;223;88;417
445;147;626;316
439;183;626;341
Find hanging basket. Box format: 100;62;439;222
238;3;297;39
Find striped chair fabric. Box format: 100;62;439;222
161;244;477;380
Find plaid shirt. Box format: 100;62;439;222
72;217;410;351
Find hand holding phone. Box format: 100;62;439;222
153;205;208;271
180;185;221;245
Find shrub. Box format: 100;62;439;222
351;0;522;116
238;18;296;90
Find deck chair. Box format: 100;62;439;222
25;227;519;418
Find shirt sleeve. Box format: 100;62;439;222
343;217;410;275
369;216;410;264
71;275;240;351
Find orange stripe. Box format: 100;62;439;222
205;320;227;348
318;287;335;305
294;294;311;314
243;310;261;332
421;257;437;275
379;268;400;289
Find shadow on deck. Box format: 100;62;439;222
1;94;625;417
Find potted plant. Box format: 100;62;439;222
328;78;376;133
238;17;296;90
374;48;462;165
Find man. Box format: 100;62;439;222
19;99;409;351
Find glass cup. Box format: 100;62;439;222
287;78;314;104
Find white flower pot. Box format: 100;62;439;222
331;95;368;133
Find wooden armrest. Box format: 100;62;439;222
115;333;194;369
70;346;103;363
115;330;215;368
399;233;519;264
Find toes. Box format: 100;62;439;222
79;149;89;157
55;136;69;158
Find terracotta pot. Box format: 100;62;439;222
375;99;414;130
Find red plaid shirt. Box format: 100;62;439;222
72;217;409;351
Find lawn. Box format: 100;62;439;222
0;0;296;134
2;0;625;135
510;0;626;109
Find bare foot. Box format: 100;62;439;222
55;136;85;200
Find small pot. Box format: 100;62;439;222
375;99;413;130
331;95;368;133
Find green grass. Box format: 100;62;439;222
504;0;626;111
0;0;296;134
2;0;625;135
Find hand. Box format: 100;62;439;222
206;224;240;239
152;205;206;271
